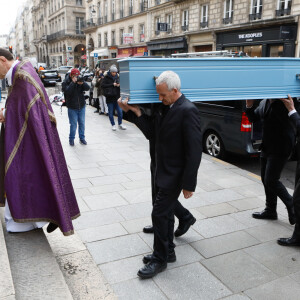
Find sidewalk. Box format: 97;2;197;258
50;101;300;300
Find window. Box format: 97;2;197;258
182;10;189;31
129;0;133;15
155;17;160;35
104;0;108;22
140;24;145;42
120;0;124;17
112;31;115;45
167;14;172;32
200;4;208;28
223;0;233;24
104;32;108;46
76;0;82;5
276;0;291;16
250;0;262;20
112;0;115;21
98;33;101;47
76;17;84;34
120;28;124;44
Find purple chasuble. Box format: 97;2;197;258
0;60;80;236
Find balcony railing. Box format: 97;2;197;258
98;17;103;25
104;15;108;23
276;8;291;16
200;21;208;28
223;16;233;24
155;30;160;35
82;19;96;29
181;24;188;31
47;30;65;41
249;13;262;21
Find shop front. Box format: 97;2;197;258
117;46;148;58
147;37;187;57
216;25;297;57
188;32;214;53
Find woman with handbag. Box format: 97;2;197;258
101;65;126;131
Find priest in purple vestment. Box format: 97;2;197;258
0;48;80;236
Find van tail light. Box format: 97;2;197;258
240;112;252;132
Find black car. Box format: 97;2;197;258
195;100;262;159
39;70;61;86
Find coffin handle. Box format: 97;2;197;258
296;74;300;80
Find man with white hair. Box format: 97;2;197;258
118;70;202;278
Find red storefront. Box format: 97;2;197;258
117;46;148;58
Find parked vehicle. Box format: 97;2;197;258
194;100;262;159
39;69;61;86
58;66;72;74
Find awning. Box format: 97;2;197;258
90;49;109;57
133;52;144;56
116;54;131;58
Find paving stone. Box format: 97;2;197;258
104;153;134;161
69;168;105;180
68;162;99;170
202;250;278;293
191;231;259;258
75;196;90;212
1;296;16;300
97;160;127;166
198;189;244;205
153;263;232;299
72;178;93;189
229;197;264;211
112;278;167;300
88;184;125;195
99;255;144;284
77;223;128;243
244;276;300;300
232;184;265;197
87;234;151;264
121;179;151;190
118;187;152;204
121;217;152;234
197;203;238;217
230;209;269;228
197;179;223;192
244;241;300;276
116;202;152;220
125;171;151;181
221;294;250;300
74;188;92;197
289;270;300;283
73;208;125;230
89;174;131;186
177;195;209;209
100;163;145;176
83;192;128;210
245;222;293;242
193;215;247;238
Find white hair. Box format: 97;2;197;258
156;71;181;91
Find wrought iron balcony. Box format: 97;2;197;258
47;30;65;41
155;30;160;35
249;13;262;21
181;25;188;31
223;17;233;24
200;21;208;28
276;8;291;17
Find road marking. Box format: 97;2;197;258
212;157;229;166
247;173;261;180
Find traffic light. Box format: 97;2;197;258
9;46;12;53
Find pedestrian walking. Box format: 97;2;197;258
0;47;80;235
278;95;300;246
245;99;296;225
101;65;126;131
92;69;108;115
63;68;90;146
118;71;202;279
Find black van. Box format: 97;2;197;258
195;100;262;159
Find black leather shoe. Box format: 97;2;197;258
252;209;278;220
143;252;176;264
277;236;300;246
137;261;167;279
143;225;154;234
174;216;196;237
47;222;58;233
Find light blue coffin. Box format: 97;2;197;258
118;57;300;103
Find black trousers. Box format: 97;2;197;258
152;186;182;264
260;154;293;211
293;160;300;227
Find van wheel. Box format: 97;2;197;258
204;131;225;159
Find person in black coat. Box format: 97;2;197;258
118;71;202;279
278;95;300;246
245;99;296;225
63;68;90;146
101;65;126;131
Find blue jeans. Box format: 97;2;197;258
68;106;85;141
107;102;123;126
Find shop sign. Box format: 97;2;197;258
137;47;146;53
67;46;72;51
238;32;263;42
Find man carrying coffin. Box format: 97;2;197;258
245;99;296;225
278;95;300;246
118;71;202;278
0;48;80;235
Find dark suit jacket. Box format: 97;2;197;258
245;99;295;157
290;112;300;184
127;94;202;191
